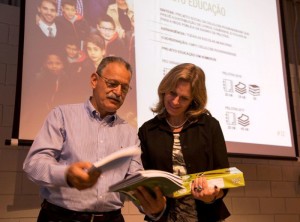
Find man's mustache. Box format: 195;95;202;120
107;93;123;103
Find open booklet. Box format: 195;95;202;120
88;145;142;174
109;167;245;205
109;170;184;206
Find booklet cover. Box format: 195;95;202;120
88;145;142;174
173;167;245;198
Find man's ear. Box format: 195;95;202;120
96;24;101;31
91;73;98;89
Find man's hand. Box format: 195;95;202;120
133;186;166;216
66;162;101;190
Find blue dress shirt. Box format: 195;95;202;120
23;99;143;212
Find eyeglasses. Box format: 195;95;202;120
99;27;115;32
97;73;131;94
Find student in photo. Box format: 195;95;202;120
96;14;128;60
80;34;106;75
138;63;231;222
69;34;107;102
56;0;90;42
33;52;67;110
64;38;86;74
61;38;92;103
56;0;83;16
23;52;68;133
107;0;134;40
83;0;114;30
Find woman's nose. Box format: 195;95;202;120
172;96;180;105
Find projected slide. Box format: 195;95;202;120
134;0;295;156
17;0;296;157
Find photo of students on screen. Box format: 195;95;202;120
21;0;137;138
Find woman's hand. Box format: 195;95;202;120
191;176;223;203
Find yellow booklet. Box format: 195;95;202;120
173;167;245;198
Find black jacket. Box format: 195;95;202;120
138;114;231;221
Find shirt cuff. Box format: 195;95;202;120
144;204;166;221
50;164;69;187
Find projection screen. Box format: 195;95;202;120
12;0;297;158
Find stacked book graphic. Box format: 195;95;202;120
249;84;260;96
238;114;250;126
235;82;247;94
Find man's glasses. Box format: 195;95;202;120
97;73;131;94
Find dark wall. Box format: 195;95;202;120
282;0;300;65
0;0;20;7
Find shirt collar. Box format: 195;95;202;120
85;98;117;124
38;20;56;36
39;20;56;30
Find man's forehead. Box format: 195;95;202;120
40;1;56;9
103;63;130;76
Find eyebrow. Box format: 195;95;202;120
170;91;192;100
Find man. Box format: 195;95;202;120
26;0;66;74
23;56;166;222
36;0;58;37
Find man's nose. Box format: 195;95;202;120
113;85;122;96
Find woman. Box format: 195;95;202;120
138;63;230;222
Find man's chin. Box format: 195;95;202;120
107;103;121;112
108;98;122;104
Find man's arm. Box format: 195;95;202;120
23;108;70;187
